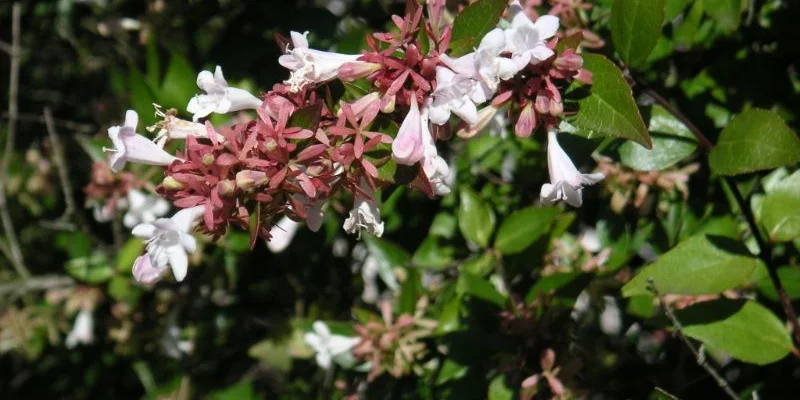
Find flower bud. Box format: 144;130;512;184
549;99;564;116
202;153;215;166
514;103;536;138
534;94;550;115
554;51;583;71
263;138;278;152
217;179;236;197
161;176;185;190
457;106;498;139
381;94;396;114
235;170;268;191
337;61;382;81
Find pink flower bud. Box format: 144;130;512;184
337;61;382;81
549;99;564;116
391;97;425;165
236;170;269;191
535;94;550;115
381;94;396;114
162;176;185;190
132;255;166;285
576;69;593;85
514;103;536;138
217;180;236;197
456;106;498;139
554;50;583;71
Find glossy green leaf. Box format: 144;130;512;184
761;170;800;242
677;299;792;365
567;54;652;149
611;0;666;68
488;375;514;400
458;188;496;248
457;273;507;307
160;54;196;110
128;69;158;126
703;0;742;31
709;109;800;176
752;265;800;302
620;105;698;171
622;234;760;297
494;206;560;254
449;0;507;57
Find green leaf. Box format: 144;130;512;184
287;102;323;131
66;254;114;284
703;0;742;31
672;0;704;49
567;54;652;149
494;207;560;255
761;170;800;242
463;252;496;277
128;69;158;126
611;0;666;68
116;239;144;273
209;382;259;400
74;134;107;163
429;212;458;239
622;234;760;297
457;188;496;248
752;265;800;302
449;0;508;57
488;375;514;400
457;273;507;307
363;235;407;291
677;299;793;365
159;54;196;111
398;267;422;314
619;105;698;171
412;236;455;270
709;109;800;176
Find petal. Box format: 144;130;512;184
428;103;451;126
124;110;139;131
327;335;359;355
580;173;605;186
563;184;583;207
290;31;309;49
121;133;178;166
171;205;204;233
167;246;189;282
225;87;262;112
152;198;172;217
127;189;147;210
267;216;301;253
539;182;560;205
453;99;478;126
196;70;216;92
529;46;555;63
313;321;331;338
534;15;560;39
123;212;137;229
391;97;425;165
180;232;197;253
304;332;323;351
478;28;505;55
315;351;332;370
213;65;228;87
131;223;157;238
546;131;581;183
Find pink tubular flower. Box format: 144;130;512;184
279;31;366;92
391;96;425;165
105;110;178;173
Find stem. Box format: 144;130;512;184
44;107;79;222
0;3;28;279
635;75;800;347
648;279;739;400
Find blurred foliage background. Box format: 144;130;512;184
1;0;800;399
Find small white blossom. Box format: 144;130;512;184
151;106;224;147
540;130;604;207
123;189;170;228
267;216;301;253
343;180;384;237
131;206;204;284
279;31;363;93
65;309;94;348
105;110;178;173
504;2;559;69
304;321;360;370
186;66;262;121
429;66;479;126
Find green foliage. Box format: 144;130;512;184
619;105;698;171
678;300;793;365
457;187;496;248
709;109;800;176
611;0;666;68
622;235;760;297
494;206;560;254
567;54;652;148
449;0;508;56
760;170;800;242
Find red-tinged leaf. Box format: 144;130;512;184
289;195;308;219
205;121;219;146
256;106;272;124
297;174;317;198
269;167;288;189
361;158;379;178
174;196;205;208
355;133;365;159
248;204;261;249
386;70;411;96
315;128;330;145
296;144;328;162
210;187;224;208
283;128;315;140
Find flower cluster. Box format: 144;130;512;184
99;0;603;285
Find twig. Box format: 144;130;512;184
0;40;11;55
1;111;96;133
635;75;800;348
44;108;78;219
727;179;800;345
647;279;739;400
0;274;75;297
0;3;29;279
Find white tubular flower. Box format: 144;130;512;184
360;255;380;304
429;66;479;126
540;130;604;207
152;107;225;147
279;31;364;93
65;309;94;348
343;180;385;238
391;96;425;165
267;216;301;253
105;110;178;173
131;205;204;284
304;321;360;370
420;104;452;196
123;189;171;228
504;2;559;69
186;66;262;121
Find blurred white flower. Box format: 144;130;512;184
187;66;262;121
304;321;360;370
420;105;452;196
343;180;384;237
123;189;170;228
267;216;301;253
65;309;94;348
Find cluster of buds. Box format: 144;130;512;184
594;156;700;214
352;299;437;381
98;0;604;285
